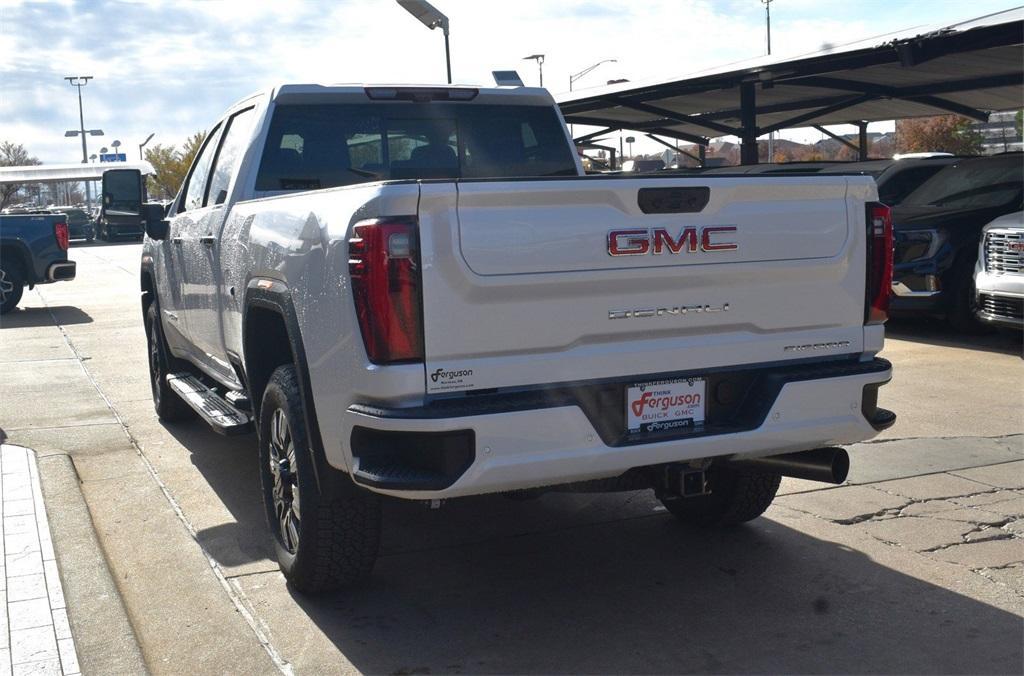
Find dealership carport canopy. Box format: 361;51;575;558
557;8;1023;164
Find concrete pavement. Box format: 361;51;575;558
0;241;1021;674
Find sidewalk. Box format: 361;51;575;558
1;445;79;676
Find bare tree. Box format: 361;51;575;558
0;141;42;210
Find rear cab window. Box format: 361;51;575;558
254;102;578;192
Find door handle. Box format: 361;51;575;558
200;235;216;247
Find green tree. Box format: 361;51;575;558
0;141;42;210
895;115;984;155
143;131;207;200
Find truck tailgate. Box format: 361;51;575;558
417;176;872;395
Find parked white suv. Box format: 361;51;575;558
105;83;896;594
975;211;1024;328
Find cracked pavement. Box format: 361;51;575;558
775;459;1024;597
1;242;1022;674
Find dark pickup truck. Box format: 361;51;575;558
0;213;77;313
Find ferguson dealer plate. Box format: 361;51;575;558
626;378;706;434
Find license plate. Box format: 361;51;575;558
626;378;706;434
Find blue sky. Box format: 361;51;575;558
1;0;1020;163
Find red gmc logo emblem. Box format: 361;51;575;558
608;226;738;256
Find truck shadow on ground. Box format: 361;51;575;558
162;422;1022;674
159;420;274;568
0;305;93;327
887;317;1021;356
285;495;1022;674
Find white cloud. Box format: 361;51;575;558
0;0;1016;162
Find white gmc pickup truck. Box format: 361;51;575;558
106;83;896;593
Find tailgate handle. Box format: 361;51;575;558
637;187;710;214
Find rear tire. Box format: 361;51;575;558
0;262;25;314
660;465;781;527
145;302;194;421
258;364;381;594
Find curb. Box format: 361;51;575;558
34;452;148;675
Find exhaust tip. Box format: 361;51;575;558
830;448;850;484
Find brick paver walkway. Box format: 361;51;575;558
1;445;80;676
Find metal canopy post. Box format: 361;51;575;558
740;82;759;165
857;122;869;160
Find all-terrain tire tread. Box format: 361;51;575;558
717;470;782;525
264;365;381;594
661;467;781;527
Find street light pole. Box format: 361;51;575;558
396;0;451;84
65;76;93;164
140;133;155;160
522;54;545;87
762;0;774;163
569;59;617;92
65;76;94;207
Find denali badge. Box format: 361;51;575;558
608;226;737;256
609;304;730;319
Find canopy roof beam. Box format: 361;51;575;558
760;94;874;135
812;125;860;152
644;134;701;163
599;97;742;136
573;126;615;144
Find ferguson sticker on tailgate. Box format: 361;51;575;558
627;378;706;433
428;367;476;393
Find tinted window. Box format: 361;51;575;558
182;125;223;212
207;108;256;206
877;165;947;205
255;103;577;191
902;157;1023;209
104;171;142;213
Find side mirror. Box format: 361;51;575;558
142;203;169;240
100;168;143;216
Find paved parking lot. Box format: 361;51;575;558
0;241;1021;674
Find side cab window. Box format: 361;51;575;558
179;124;224;213
206;107;256;207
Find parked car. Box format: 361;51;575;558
52;206;95;242
621;158;665;172
111;82;894;594
974;211;1023;329
0;212;77;313
890;154;1024;330
820;156;961;206
700;161;844;175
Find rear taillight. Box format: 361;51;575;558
865;202;893;325
54;221;69;251
348;218;424;364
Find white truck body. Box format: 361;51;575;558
142;83;893;498
975;211;1024;328
131;83;895;591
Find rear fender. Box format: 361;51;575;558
242;278;346;493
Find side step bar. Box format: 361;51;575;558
166;373;252;435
